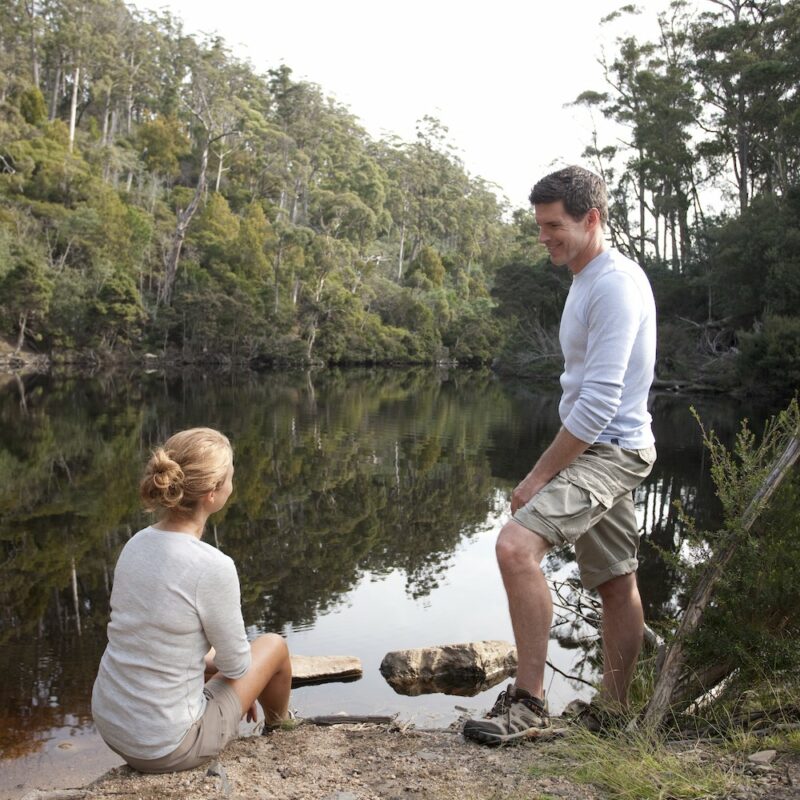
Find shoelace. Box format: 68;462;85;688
486;690;512;718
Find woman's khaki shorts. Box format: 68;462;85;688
513;442;656;590
113;677;242;774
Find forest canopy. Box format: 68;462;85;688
1;0;799;396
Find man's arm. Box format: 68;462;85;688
510;427;590;514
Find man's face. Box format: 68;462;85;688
534;200;596;273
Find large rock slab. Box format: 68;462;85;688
380;640;517;696
290;654;363;686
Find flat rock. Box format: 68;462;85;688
290;654;363;686
380;640;517;695
748;750;778;766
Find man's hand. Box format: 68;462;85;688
246;701;258;723
510;427;591;516
511;474;547;514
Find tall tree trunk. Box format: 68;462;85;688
50;62;61;120
68;64;80;153
27;1;40;89
101;91;111;146
638;152;646;264
273;242;283;314
305;316;317;361
397;217;406;280
214;150;224;192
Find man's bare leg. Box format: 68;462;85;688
495;520;553;700
596;572;643;709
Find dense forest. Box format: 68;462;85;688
0;0;799;395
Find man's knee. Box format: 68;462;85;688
495;519;551;572
596;572;640;607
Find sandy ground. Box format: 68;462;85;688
56;722;596;800
17;719;800;800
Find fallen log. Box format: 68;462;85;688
304;715;396;726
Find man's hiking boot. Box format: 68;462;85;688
462;684;550;745
563;698;626;734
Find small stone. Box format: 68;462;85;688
321;793;358;800
747;749;777;766
205;761;231;797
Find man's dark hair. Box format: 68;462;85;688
529;166;608;227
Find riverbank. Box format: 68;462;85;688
17;720;800;800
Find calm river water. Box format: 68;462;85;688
0;368;770;797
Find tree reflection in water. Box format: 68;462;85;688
0;368;770;764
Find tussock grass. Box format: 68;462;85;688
726;728;800;754
535;728;738;800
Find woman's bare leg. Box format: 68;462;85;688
208;634;292;723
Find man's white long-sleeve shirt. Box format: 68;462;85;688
558;248;656;449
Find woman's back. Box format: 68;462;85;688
91;527;250;760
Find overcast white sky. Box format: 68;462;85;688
135;0;668;209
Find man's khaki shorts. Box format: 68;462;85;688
113;677;242;774
513;442;656;590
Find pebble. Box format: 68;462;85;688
206;761;232;797
321;793;358;800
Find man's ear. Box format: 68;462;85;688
586;207;602;229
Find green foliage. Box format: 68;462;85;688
136;117;191;179
738;316;800;396
708;193;800;326
682;400;800;697
0;3;511;365
0;0;797;384
406;245;446;289
18;87;47;126
0;242;53;347
491;258;569;377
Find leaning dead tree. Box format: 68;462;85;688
642;420;800;732
159;86;239;306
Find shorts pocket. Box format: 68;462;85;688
636;445;657;465
529;475;602;544
196;706;226;759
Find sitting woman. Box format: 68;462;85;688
92;427;291;773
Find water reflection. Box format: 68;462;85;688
0;368;770;778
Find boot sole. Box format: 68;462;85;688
463;723;551;746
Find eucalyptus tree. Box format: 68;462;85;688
574;4;700;271
691;0;800;211
0;1;38;100
158;36;244;305
692;0;798;211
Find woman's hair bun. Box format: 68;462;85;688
140;447;185;510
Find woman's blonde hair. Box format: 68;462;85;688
140;427;233;514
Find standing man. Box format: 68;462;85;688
463;166;657;745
